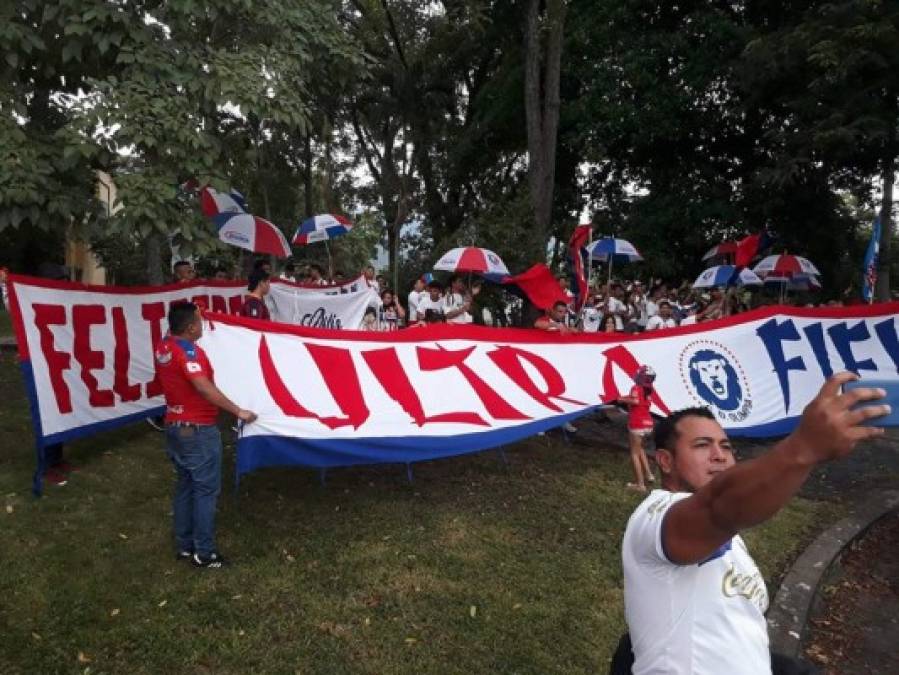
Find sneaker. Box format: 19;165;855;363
192;552;228;568
146;417;165;432
563;422;578;433
44;468;68;486
175;549;194;562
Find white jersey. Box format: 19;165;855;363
407;290;423;322
623;490;770;675
416;295;445;322
645;315;677;331
444;292;472;324
582;306;602;333
607;297;626;330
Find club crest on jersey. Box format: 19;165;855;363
155;350;173;365
678;340;753;423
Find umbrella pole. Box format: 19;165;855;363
324;240;333;280
607;256;613;287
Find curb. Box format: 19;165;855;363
767;489;899;657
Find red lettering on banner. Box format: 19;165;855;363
600;345;671;414
487;346;585;412
363;348;490;426
417;346;529;420
191;295;209;311
210;295;227;314
306;344;369;429
141;302;166;398
33;303;73;414
72;305;114;407
111;307;141;403
259;336;369;429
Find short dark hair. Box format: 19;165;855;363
168;301;199;335
173;260;191;270
309;263;324;275
552;300;567;310
248;269;270;292
427;280;443;291
653;407;716;454
252;258;269;271
658;300;671;309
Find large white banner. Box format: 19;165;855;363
268;277;379;330
7;274;899;476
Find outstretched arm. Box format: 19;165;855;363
662;373;887;564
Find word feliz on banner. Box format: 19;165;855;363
6;273;899;467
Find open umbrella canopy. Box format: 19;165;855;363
753;254;820;279
292;214;353;245
585;237;643;263
701;241;738;261
214;213;291;258
434;247;510;275
200;186;247;218
693;265;762;288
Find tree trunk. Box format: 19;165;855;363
145;231;164;285
876;155;894;301
876;99;897;302
304;130;315;218
524;0;567;257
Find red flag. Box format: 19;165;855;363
502;264;569;310
735;233;760;268
568;224;592;310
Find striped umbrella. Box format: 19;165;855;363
752;254;820;279
764;273;821;292
693;265;762;289
585;237;642;284
434;247;510;275
200;186;247;217
214;213;291;258
701;241;738;262
292;214;354;245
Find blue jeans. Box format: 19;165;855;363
165;424;222;557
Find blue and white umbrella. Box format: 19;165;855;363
585;237;643;263
693;265;762;289
585;237;643;284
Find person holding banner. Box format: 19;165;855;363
240;270;271;321
621;373;887;674
155;302;258;568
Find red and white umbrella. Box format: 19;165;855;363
701;241;738;261
213;213;291;258
752;254;820;279
434;247;509;275
200;186;247;217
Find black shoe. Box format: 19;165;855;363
192;552;228;568
175;549;193;562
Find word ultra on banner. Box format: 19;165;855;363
8;275;899;486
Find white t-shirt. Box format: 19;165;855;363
582;306;603;333
607;297;626;330
680;314;698;326
407;290;423;322
623;490;771;675
444;292;472;324
645;315;677;331
416;295;445;322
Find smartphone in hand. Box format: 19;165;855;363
843;378;899;427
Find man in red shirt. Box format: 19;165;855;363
155;302;257;568
240;269;271;320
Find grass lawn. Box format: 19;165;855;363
0;352;836;674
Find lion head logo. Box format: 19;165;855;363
688;349;742;411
